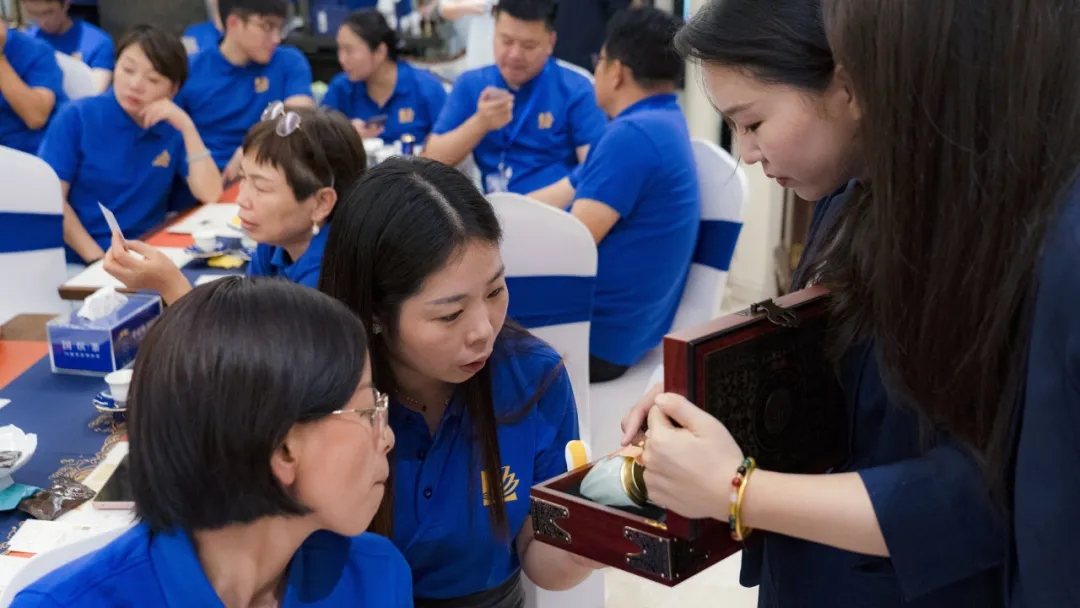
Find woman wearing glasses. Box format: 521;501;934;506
319;157;602;607
105;104;366;304
11;277;409;607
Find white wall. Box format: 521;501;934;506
678;0;785;305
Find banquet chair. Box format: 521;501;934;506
489;192;606;608
588;138;749;456
0;146;68;326
54;51;97;101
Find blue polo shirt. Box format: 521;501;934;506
390;334;578;599
176;45;313;169
0;28;66;154
10;523;413;607
322;62;447;143
181;21;222;56
573;94;699;366
432;58;606;194
37;92;188;263
27;19;115;70
247;224;329;288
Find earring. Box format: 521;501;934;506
372;322;383;335
312;223;320;236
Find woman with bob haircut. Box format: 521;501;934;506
11;277;409;607
37;24;222;268
619;0;1005;605
319;157;603;606
105;104;366;303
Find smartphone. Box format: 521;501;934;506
92;455;134;510
366;114;389;128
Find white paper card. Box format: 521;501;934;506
6;521;97;555
97;203;125;240
166;204;241;235
63;248;194;290
194;274;230;286
0;400;10;411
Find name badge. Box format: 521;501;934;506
485;164;512;194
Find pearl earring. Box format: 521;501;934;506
312;223;320;236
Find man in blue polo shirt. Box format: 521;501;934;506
425;0;606;195
532;7;699;382
22;0;114;92
176;0;313;182
0;21;65;154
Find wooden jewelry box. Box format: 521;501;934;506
529;286;849;586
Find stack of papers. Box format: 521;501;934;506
63;248;194;290
166;204;241;236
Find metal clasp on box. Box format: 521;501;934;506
530;497;571;544
738;298;799;328
624;527;674;582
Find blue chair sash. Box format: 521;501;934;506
0;212;63;254
693;219;742;271
506;275;595;329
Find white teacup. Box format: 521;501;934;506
193;230;218;253
105;369;133;404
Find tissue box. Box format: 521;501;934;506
46;295;162;376
529;286;849;586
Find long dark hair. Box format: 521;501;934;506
819;0;1080;488
674;0;835;93
319;156;547;537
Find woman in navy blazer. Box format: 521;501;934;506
816;0;1080;606
621;1;1004;606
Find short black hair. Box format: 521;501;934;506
128;277;371;533
115;25;189;88
675;0;835;93
603;7;684;87
342;9;401;62
242;106;367;211
219;0;288;24
494;0;557;30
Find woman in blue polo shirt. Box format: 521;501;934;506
11;277;410;607
319;157;602;606
322;9;448;144
619;1;1003;607
105;104;367;303
36;25;222;267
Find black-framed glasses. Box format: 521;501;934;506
262;101;301;137
330;388;389;435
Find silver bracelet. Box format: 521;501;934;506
187;150;212;165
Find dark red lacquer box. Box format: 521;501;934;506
529;286;849;586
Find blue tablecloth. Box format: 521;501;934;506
0;358;124;544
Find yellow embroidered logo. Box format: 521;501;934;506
481;466;519;506
151;150;171;168
71;51;83;62
537;112;554;130
254;76;270;93
398;107;415;124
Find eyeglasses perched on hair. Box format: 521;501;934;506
262;101;301;137
330;388;389;435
